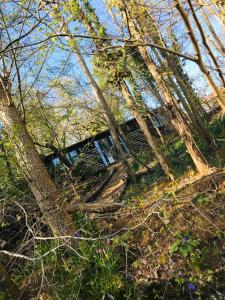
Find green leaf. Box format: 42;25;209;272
170;240;180;253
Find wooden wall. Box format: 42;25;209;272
44;115;170;179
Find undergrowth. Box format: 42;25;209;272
5;117;225;299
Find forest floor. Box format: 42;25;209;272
3;119;225;300
92;166;225;299
18;167;225;299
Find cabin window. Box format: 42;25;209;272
94;140;108;166
100;136;117;164
52;157;60;166
119;136;129;154
67;149;78;163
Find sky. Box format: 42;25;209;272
1;0;225;144
79;0;225;97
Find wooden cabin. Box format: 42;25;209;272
44;110;169;179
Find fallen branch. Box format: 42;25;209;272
66;202;124;213
82;167;116;203
111;178;128;204
175;169;225;198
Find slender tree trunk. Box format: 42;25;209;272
68;0;174;179
172;74;214;145
129;75;167;146
157;47;213;145
70;42;135;182
0;80;75;236
69;0;171;147
187;0;225;86
196;0;225;30
120;82;175;179
144;79;175;131
127;18;211;174
139;12;208;120
200;8;225;55
167;76;193;123
168;76;214;146
173;68;207;118
70;2;173;171
175;0;225;111
48;6;136;182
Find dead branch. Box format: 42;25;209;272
66;202;124;213
82;167;116;203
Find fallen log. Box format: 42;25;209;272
66;202;124;213
82;167;116;203
175;169;225;198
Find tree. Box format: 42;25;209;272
0;72;75;236
108;0;211;175
40;1;136;182
200;7;225;56
68;0;175;179
0;3;75;236
175;0;225;111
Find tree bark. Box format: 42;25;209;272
129;75;167;146
66;202;124;213
137;11;208;124
67;1;175;179
187;0;225;86
167;75;214;146
71;41;136;182
127;19;211;174
195;0;225;30
200;8;225;56
175;0;225;111
0;79;75;236
120;82;175;179
49;7;136;183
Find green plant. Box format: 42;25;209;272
170;234;200;257
193;194;210;206
132;149;152;172
55;241;123;299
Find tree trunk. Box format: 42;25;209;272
73;44;135;182
167;75;214;146
159;50;213;146
172;68;206;118
195;0;225;34
0;81;75;236
66;202;124;214
173;74;214;146
120;82;175;179
187;0;225;87
127;20;211;174
138;11;208;122
68;0;174;179
175;0;225;111
200;8;225;56
57;20;136;183
129;75;167;146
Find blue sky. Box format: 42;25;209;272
2;0;224;120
